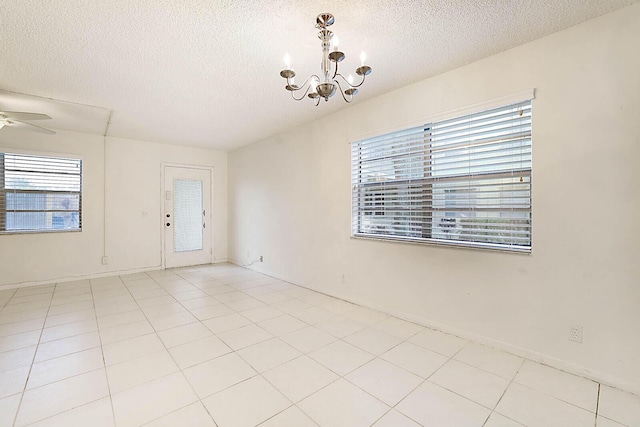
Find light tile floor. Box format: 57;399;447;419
0;264;638;426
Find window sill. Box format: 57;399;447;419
0;229;82;236
351;233;531;254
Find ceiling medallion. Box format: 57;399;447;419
279;13;372;106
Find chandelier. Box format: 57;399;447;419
279;13;372;106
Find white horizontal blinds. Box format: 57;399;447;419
352;125;432;239
173;179;204;252
0;153;82;233
351;100;532;251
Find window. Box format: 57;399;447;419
351;100;532;252
0;152;82;233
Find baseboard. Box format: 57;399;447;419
360;299;640;396
232;261;640;396
0;265;163;291
227;257;264;269
1;258;231;291
228;260;301;284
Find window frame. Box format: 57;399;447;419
0;150;83;235
351;98;533;254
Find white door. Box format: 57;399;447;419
163;166;212;268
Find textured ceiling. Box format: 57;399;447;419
0;0;635;150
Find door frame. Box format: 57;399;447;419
161;163;215;270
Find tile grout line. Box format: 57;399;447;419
254;320;450;427
507;374;601;415
89;276;118;427
165;269;290;424
6;273;455;424
156;269;346;426
481;357;526;426
256;353;323;422
230;266;631;423
375;341;472;427
7;265;613;427
19;281;111;426
177;267;357;424
120;273;199;422
594;383;601;427
0;329;40;354
10;283;56;427
199;281;420;425
120;270;223;426
171;269;296;424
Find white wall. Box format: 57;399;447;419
228;5;640;393
104;136;228;271
0;130;228;287
0;129;106;285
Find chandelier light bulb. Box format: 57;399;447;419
347;74;354;85
333;35;340;51
310;79;318;92
360;51;367;66
284;53;291;69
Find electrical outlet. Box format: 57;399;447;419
102;256;109;265
569;325;583;343
259;256;263;262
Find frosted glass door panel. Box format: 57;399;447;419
173;179;203;252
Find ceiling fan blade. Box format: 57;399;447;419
0;111;52;121
8;120;56;134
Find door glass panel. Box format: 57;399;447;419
173;179;203;252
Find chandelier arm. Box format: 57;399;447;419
306;74;321;86
314;97;320;107
290;85;312;101
290;89;307;102
352;73;366;88
289;75;321;101
335;72;366;88
334;80;353;103
332;61;339;80
334;73;352;88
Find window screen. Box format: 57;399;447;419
351;100;532;252
0;152;82;233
